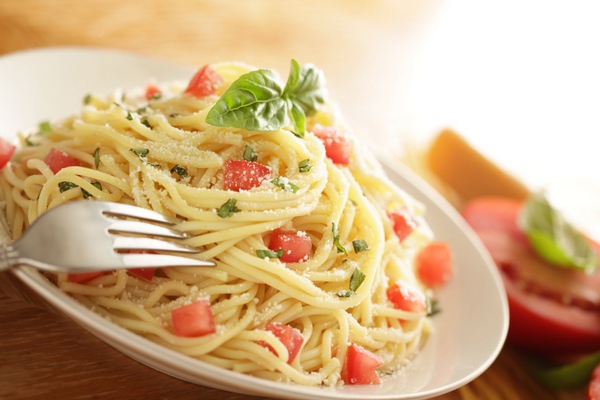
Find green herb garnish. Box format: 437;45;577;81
332;222;347;255
256;249;284;259
39;121;52;134
82;182;102;199
298;159;312;173
352;239;370;253
427;297;441;317
519;191;598;273
205;59;326;135
217;198;241;218
271;177;299;193
83;94;92;105
93;148;100;169
130;148;149;158
126;112;133;121
171;164;188;178
141;119;152;129
58;181;78;193
243;145;258;162
349;267;365;292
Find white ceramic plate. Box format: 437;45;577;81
0;47;508;400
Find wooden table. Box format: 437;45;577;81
0;1;589;398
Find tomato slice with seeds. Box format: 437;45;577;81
462;196;600;355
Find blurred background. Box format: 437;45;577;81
1;1;599;398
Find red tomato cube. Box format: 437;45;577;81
172;299;216;338
223;160;272;191
415;242;454;287
268;229;312;263
0;138;16;169
341;343;383;385
185;65;224;97
386;280;427;313
311;124;350;165
388;209;416;242
44;147;82;174
259;322;304;363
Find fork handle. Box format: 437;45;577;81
0;243;17;271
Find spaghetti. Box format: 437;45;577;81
0;61;446;386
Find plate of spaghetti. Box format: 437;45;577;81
0;47;508;399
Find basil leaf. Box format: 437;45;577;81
170;164;188;178
217;198;240;218
526;351;600;389
299;159;311;173
256;248;284;259
58;181;78;193
93;148;100;169
337;290;354;298
83;94;92;105
332;223;347;255
519;192;598;273
126;111;133;121
271;177;299;193
352;239;370;253
349;267;365;292
130;148;149;158
283;59;326;117
243;145;258;162
141;119;152;129
427;297;441;317
288;101;306;137
206;69;287;131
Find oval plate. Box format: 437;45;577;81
0;47;508;400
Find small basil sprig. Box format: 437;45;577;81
205;59;326;136
519;192;598;273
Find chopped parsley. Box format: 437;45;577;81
217;198;240;218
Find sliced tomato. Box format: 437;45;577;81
223;159;272;191
341;343;383;385
268;229;312;263
589;363;600;400
462;197;600;355
415;242;454;287
0;137;16;169
258;322;304;363
67;271;105;283
386;280;427;313
171;299;216;338
144;84;162;100
44;147;82;174
311;124;350;165
184;65;224;97
388;209;416;242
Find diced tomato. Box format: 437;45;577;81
388;209;416;242
144;84;162;100
258;322;304;363
0;137;16;169
126;250;157;280
44;147;82;174
184;65;224;97
341;343;383;385
171;299;216;337
415;242;454;287
268;229;312;263
589;363;600;400
462;196;600;355
223;160;272;191
386;280;427;313
67;271;106;283
311;124;350;165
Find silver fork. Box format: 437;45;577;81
0;201;216;273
